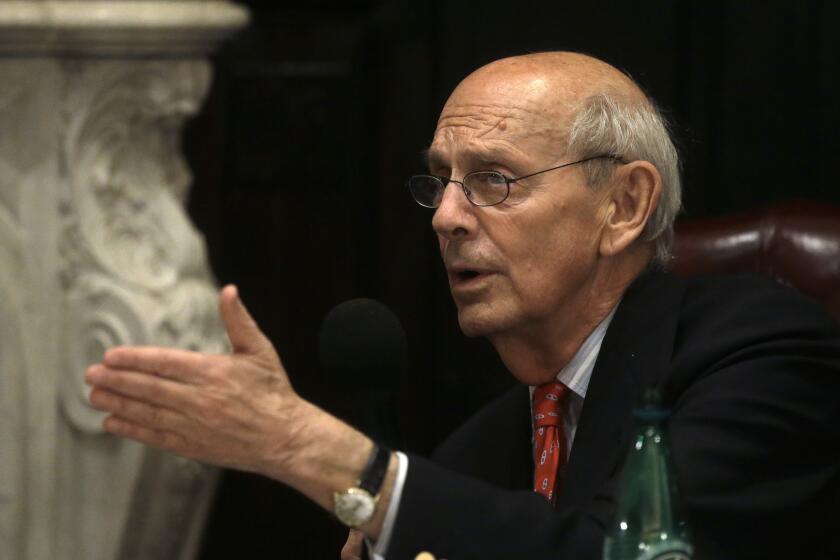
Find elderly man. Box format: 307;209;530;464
85;52;840;559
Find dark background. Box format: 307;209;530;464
184;1;840;557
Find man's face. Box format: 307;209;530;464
428;72;610;340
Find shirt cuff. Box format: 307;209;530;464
366;451;408;560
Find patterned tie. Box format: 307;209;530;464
532;381;569;505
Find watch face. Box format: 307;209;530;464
334;488;376;527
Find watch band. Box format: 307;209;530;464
358;442;391;496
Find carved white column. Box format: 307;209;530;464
0;2;248;559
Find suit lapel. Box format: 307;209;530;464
432;383;534;490
555;270;685;515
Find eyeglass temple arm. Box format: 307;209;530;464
509;155;626;183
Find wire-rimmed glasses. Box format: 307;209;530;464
408;154;623;208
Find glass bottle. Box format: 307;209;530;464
602;388;694;560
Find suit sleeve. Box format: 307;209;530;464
386;454;605;559
384;386;610;559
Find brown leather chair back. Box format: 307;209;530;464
669;200;840;321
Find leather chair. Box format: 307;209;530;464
669;200;840;321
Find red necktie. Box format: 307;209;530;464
532;381;569;505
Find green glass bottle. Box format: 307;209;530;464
602;388;694;560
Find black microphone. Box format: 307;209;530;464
318;298;407;447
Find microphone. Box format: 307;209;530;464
318;298;407;447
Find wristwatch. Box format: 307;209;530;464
333;443;391;528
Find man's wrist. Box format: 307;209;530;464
254;396;323;482
355;451;398;539
248;396;396;540
334;443;392;528
366;451;408;557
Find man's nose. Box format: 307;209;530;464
432;180;477;240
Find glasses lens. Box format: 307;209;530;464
464;171;509;206
408;175;444;208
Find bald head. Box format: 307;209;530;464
442;52;650;147
464;52;645;97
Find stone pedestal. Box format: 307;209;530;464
0;2;248;558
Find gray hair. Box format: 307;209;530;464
566;92;682;265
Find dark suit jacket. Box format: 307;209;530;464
387;270;840;559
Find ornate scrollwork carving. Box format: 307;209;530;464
61;272;151;431
55;57;227;559
58;60;226;435
0;3;247;558
60;60;211;291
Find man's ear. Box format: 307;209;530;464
599;161;661;258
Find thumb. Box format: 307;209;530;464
219;285;271;356
340;529;365;560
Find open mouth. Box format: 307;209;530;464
457;270;481;281
451;269;494;289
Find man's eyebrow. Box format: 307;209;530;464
423;148;444;170
423;146;517;171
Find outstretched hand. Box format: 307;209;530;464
85;285;307;477
86;285;393;541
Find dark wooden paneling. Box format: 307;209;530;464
187;6;387;558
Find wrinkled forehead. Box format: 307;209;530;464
430;75;574;164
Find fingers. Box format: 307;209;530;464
340;529;365;560
219;284;271;356
103;346;208;384
86;364;195;411
103;415;187;453
90;387;187;433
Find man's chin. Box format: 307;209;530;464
456;308;508;338
457;320;488;338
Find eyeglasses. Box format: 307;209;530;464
407;155;623;208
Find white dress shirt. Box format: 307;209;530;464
370;307;617;559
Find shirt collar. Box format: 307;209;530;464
529;304;618;399
557;305;617;398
